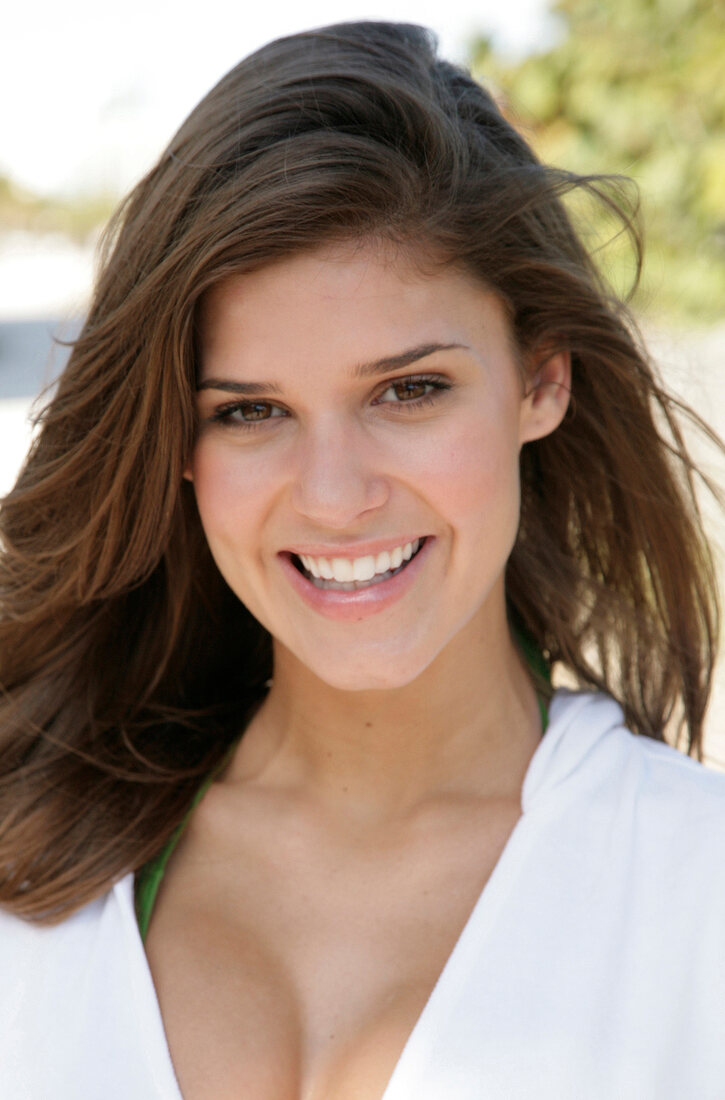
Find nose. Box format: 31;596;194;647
290;416;389;529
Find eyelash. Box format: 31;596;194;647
206;373;453;430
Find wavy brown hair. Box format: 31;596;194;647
0;22;721;921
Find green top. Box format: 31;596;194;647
135;631;551;941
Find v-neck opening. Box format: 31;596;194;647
129;690;583;1099
128;812;539;1100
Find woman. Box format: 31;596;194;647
1;20;724;1099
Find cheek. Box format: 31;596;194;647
396;411;521;537
188;441;273;558
189;442;285;626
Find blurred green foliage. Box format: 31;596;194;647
470;0;725;323
0;176;114;243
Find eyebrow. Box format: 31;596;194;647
196;342;466;394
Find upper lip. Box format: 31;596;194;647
283;536;429;559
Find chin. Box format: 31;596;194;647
304;648;435;694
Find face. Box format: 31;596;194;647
188;241;569;691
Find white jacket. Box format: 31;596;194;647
3;690;725;1098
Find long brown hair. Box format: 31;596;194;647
0;22;720;921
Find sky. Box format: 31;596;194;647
2;0;555;197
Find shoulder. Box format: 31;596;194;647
0;876;130;1038
0;875;178;1097
0;872;130;973
533;689;725;863
627;719;725;817
0;883;113;1090
544;687;725;792
523;690;725;1003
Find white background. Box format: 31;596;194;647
1;0;555;197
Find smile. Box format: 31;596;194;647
280;535;433;621
292;538;424;590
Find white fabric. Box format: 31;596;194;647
3;689;725;1098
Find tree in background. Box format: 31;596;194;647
471;0;725;323
0;175;114;243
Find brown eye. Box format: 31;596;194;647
393;380;429;401
241;402;274;420
374;375;450;407
209;400;288;427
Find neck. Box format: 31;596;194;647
231;610;543;823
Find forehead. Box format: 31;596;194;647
196;240;514;380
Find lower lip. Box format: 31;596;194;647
278;538;434;622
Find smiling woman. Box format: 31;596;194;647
1;20;725;1100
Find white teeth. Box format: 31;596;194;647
375;550;392;574
318;556;334;580
301;554;321;578
352;555;377;582
331;557;355;583
295;538;424;586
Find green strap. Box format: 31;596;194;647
135;744;236;941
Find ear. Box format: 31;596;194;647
518;348;571;445
182;464;193;483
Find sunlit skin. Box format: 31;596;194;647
147;241;572;1099
187;241;570;814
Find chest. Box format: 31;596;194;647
143;800;521;1100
